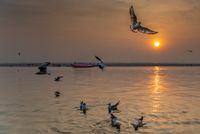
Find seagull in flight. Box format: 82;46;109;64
108;101;120;113
95;56;105;70
54;76;63;82
129;5;158;34
187;50;193;53
35;62;51;75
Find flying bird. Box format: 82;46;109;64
95;56;103;63
129;5;158;34
35;62;51;75
95;56;105;70
108;101;120;113
54;76;63;82
187;50;193;53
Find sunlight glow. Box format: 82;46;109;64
154;66;160;94
154;41;160;48
151;66;161;113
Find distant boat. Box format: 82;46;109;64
71;63;97;68
71;56;105;70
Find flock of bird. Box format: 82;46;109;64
33;60;145;132
16;4;195;132
9;3;198;134
33;1;158;76
31;5;153;132
18;4;156;133
79;101;145;131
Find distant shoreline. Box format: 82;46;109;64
0;63;200;67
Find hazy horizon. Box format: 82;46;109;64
0;0;200;63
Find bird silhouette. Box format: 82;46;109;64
54;76;63;81
35;62;51;75
108;101;120;113
95;56;105;70
131;116;145;131
130;5;158;34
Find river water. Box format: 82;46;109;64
0;67;199;134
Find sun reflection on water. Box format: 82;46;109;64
154;66;160;94
151;66;161;113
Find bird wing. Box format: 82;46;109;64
95;56;103;63
130;5;137;25
38;62;50;70
113;101;120;107
138;26;158;34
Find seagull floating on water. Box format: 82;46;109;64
131;116;145;131
80;101;87;115
54;76;63;82
110;113;121;130
35;62;51;75
130;5;158;34
55;91;60;97
108;101;120;113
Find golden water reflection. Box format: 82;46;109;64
154;66;161;94
151;66;162;113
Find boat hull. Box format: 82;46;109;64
71;63;97;68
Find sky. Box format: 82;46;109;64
0;0;200;63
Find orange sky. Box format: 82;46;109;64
0;0;200;63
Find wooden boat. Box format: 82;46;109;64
71;56;105;69
71;63;97;68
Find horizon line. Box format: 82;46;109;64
0;62;200;67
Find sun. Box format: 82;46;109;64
154;41;160;48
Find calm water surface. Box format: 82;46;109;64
0;67;200;134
